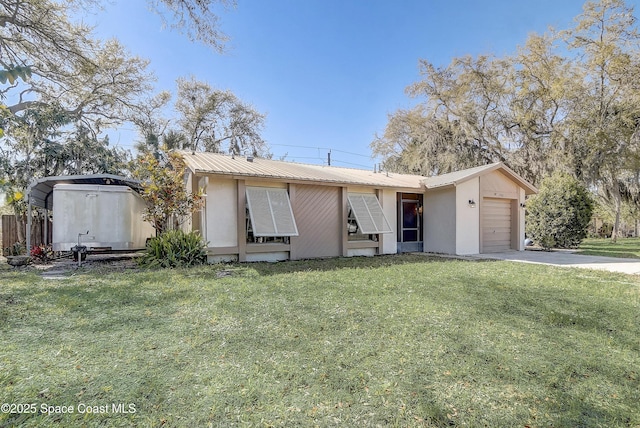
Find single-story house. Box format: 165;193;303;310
180;151;537;263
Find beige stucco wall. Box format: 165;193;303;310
347;248;377;257
424;188;456;254
196;176;208;238
381;189;398;254
481;170;519;199
205;177;238;248
455;178;480;255
517;187;526;251
246;252;289;262
181;171;193;232
209;254;238;264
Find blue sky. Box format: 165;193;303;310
88;0;634;169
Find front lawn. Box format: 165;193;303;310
578;237;640;259
1;255;639;427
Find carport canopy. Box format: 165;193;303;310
27;174;143;211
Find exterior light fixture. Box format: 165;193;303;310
468;199;476;208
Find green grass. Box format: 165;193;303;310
578;237;640;259
1;255;639;427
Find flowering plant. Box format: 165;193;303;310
30;244;53;263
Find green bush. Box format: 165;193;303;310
4;242;25;256
139;230;207;268
526;172;594;250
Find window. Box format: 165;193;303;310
347;207;377;241
347;193;393;237
245;187;298;242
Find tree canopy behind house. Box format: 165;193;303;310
131;77;269;158
373;0;640;240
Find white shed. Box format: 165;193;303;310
25;174;155;255
52;184;154;251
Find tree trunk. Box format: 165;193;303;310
13;210;25;245
611;185;622;243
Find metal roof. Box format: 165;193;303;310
27;174;143;210
423;162;538;195
180;151;538;195
180;151;428;189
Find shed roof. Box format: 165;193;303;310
180;151;428;189
423;162;538;195
27;174;142;210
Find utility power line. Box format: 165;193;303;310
269;143;374;159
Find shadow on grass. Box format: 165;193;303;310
578;238;640;260
0;253;500;283
0;270;196;334
247;253;495;277
425;274;639;425
577;250;640;259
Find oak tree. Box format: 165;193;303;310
174;76;268;156
375;0;640;242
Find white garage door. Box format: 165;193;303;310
482;198;512;253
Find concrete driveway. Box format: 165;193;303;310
471;250;640;275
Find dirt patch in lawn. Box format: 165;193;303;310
1;252;142;278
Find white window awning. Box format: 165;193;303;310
347;193;393;234
246;187;299;236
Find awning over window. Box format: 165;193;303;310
347;193;393;234
246;187;299;236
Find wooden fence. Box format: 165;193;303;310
1;215;52;255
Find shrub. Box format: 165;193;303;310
133;152;204;235
4;242;25;256
30;244;53;263
526;172;593;250
139;230;207;268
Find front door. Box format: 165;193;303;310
397;194;423;252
